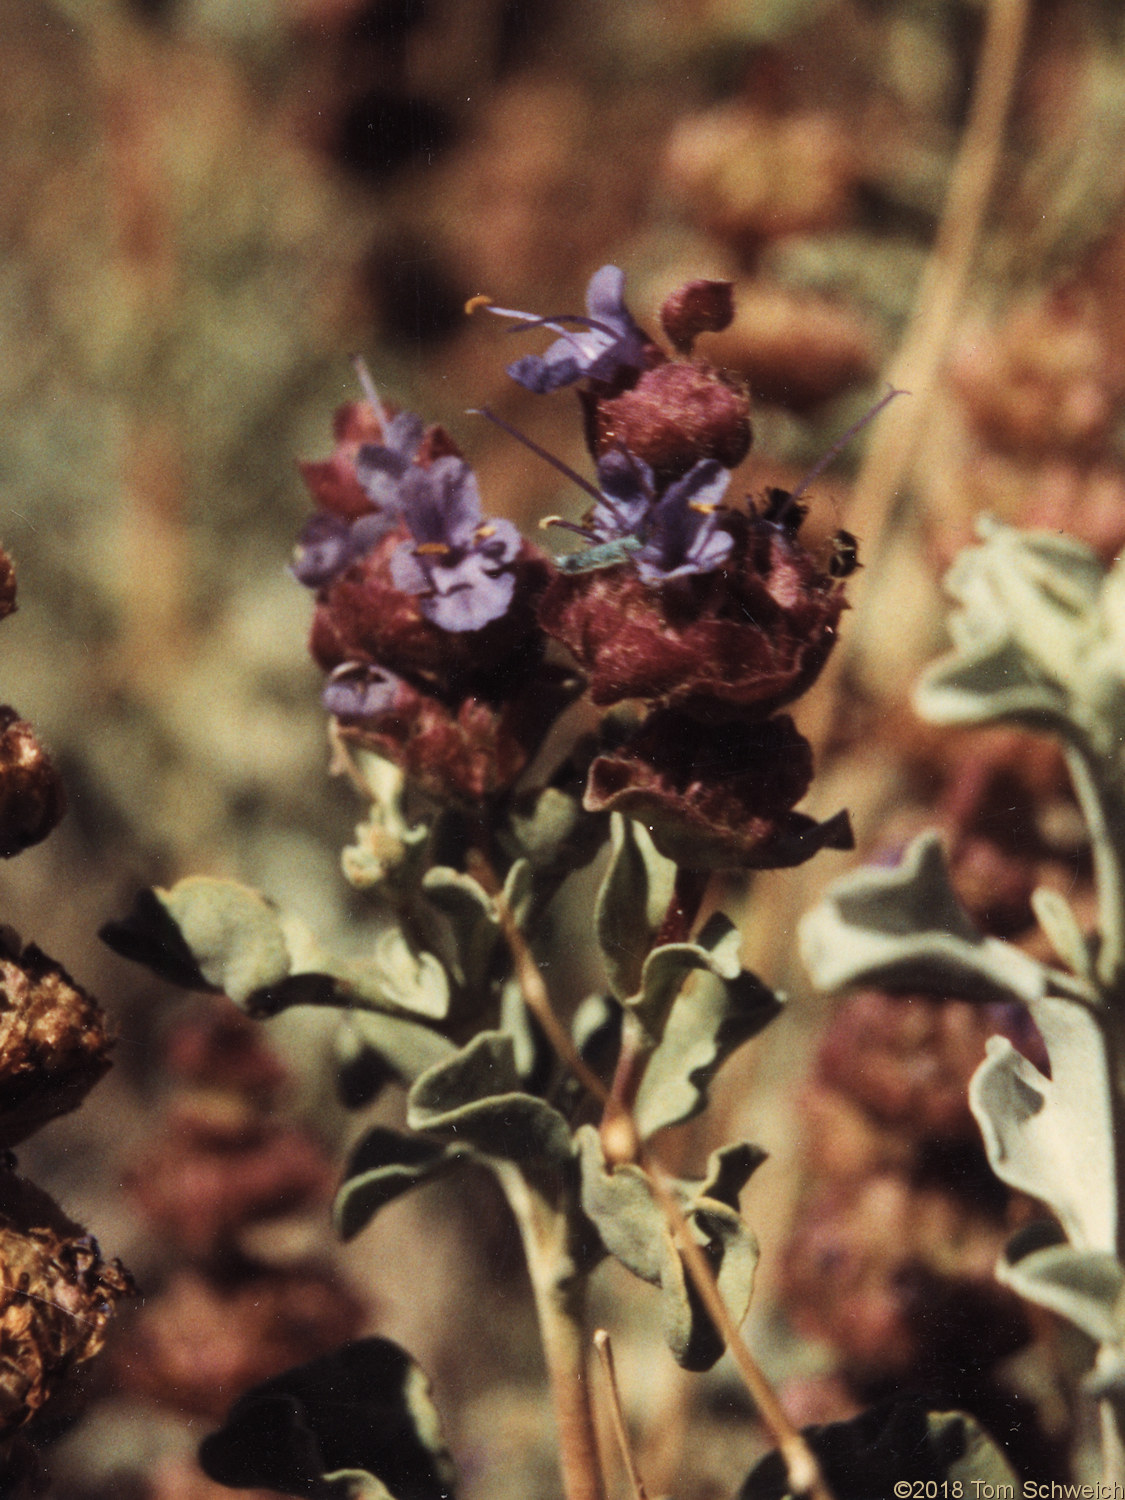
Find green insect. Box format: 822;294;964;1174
556;536;644;573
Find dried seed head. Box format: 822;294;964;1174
0;938;112;1146
0;1176;133;1436
0;711;66;858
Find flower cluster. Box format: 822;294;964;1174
295;267;855;863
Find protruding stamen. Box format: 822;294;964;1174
464;294;492;315
787;383;908;508
468;407;604;504
351;354;388;430
540;515;595;539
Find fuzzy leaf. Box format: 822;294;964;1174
916;521;1125;760
1031;886;1095;981
100;886;218;991
334;1011;458;1109
799;833;1049;1006
407;1033;574;1171
198;1337;456;1500
631;912;744;1036
506;786;605;874
576;1126;762;1370
334;1128;465;1242
343;928;451;1021
595;815;676;1001
740;1401;1018;1500
420;867;500;999
104;879;453;1023
970;994;1115;1252
634;957;782;1138
102;880;288;1003
916;634;1072;737
998;1224;1125;1344
502;857;534;932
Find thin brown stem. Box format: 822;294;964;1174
637;1147;832;1500
593;1330;649;1500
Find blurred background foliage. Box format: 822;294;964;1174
6;0;1125;1495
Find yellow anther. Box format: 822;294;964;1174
464;294;492;315
414;542;450;557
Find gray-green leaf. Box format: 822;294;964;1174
407;1033;574;1172
198;1337;456;1500
334;1010;458;1108
334;1128;466;1242
740;1402;1017;1500
634;948;781;1139
104;878;453;1023
420;867;500;1000
970;993;1115;1253
999;1225;1125;1345
595;815;676;1002
576;1126;762;1370
799;833;1049;1007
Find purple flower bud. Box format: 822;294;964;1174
291;512;399;589
322;663;408;722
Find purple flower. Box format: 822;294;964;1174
556;450;733;581
389;457;523;632
488;266;651;394
587;449;653;541
293;409;430;589
633;459;734;582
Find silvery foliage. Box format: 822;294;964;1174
800;519;1125;1409
103;746;787;1496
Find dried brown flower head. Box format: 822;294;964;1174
0;1176;133;1437
0;938;111;1147
0;711;66;859
539;507;845;719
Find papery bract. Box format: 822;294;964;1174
584;360;752;485
540;510;844;718
586;710;852;869
310;529;550;692
330;662;581;804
